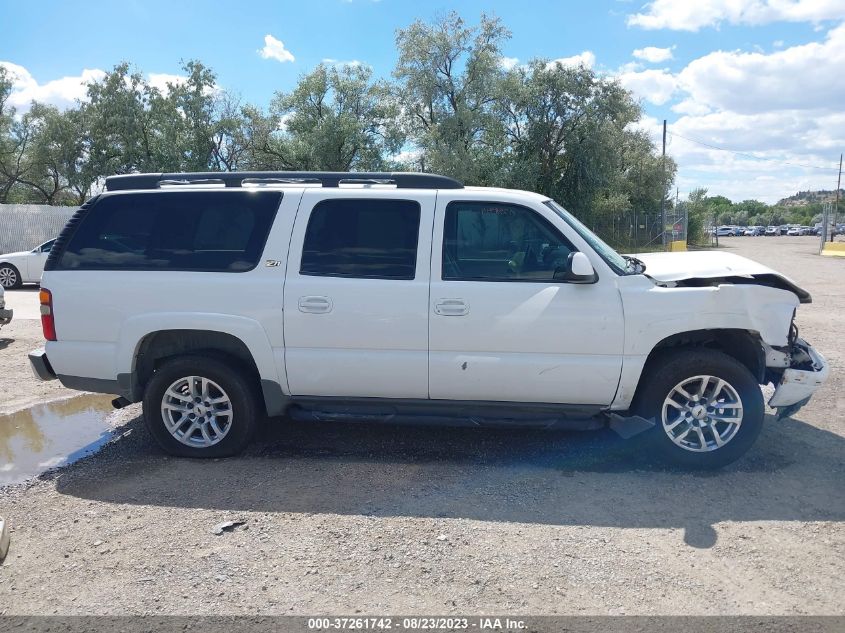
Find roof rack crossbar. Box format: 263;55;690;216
105;171;464;191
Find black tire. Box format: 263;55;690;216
634;349;764;469
0;264;22;289
142;354;262;457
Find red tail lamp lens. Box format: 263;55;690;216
39;288;56;341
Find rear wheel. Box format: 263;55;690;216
635;349;764;469
142;355;261;457
0;264;22;289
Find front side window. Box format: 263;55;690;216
442;201;575;281
56;191;281;272
300;199;421;280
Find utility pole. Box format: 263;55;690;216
661;119;667;250
832;153;842;242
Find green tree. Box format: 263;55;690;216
263;63;403;171
84;60;222;176
161;60;220;171
209;91;250;172
0;66;40;203
498;61;672;223
683;187;710;244
393;12;510;183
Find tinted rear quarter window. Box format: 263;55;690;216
55;191;281;272
300;198;421;280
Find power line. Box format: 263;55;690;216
666;131;840;172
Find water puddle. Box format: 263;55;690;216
0;394;116;486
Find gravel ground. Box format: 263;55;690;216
0;236;842;616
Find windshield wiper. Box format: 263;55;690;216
623;255;646;274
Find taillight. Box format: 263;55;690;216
40;288;56;341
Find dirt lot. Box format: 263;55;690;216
0;236;842;616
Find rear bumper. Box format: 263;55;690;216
28;348;57;381
0;308;11;326
769;338;828;418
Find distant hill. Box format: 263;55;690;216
776;189;844;207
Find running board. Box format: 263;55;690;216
287;404;607;431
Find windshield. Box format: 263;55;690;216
543;200;633;275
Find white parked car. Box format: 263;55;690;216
0;286;12;329
0;238;56;289
28;171;829;469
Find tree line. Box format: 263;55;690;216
0;12;675;229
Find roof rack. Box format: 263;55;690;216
105;171;464;191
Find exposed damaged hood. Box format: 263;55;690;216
634;250;812;303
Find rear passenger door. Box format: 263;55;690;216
283;190;435;399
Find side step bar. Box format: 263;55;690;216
286;405;605;431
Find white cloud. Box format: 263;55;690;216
632;45;674;62
621;24;845;202
629;111;839;202
628;0;845;31
258;34;295;63
277;112;294;131
546;51;596;69
321;58;366;69
147;72;219;97
1;61;105;112
499;56;520;71
618;68;677;105
671;98;713;116
147;73;188;92
676;22;845;114
392;148;422;165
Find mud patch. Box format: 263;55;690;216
0;394;115;485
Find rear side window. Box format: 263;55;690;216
300;199;421;280
54;191;281;272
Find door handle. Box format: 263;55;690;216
298;296;333;314
434;299;469;316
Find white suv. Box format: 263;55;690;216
28;171;828;468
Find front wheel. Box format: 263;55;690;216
142;355;261;457
635;349;765;469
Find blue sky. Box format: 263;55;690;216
2;0;844;203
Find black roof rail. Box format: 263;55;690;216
105;171;464;191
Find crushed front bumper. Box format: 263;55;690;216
768;338;828;419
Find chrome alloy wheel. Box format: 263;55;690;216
0;267;17;289
161;376;233;448
661;375;744;452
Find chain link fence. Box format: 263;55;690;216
0;205;77;254
590;209;687;253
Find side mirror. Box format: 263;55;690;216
554;252;597;284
